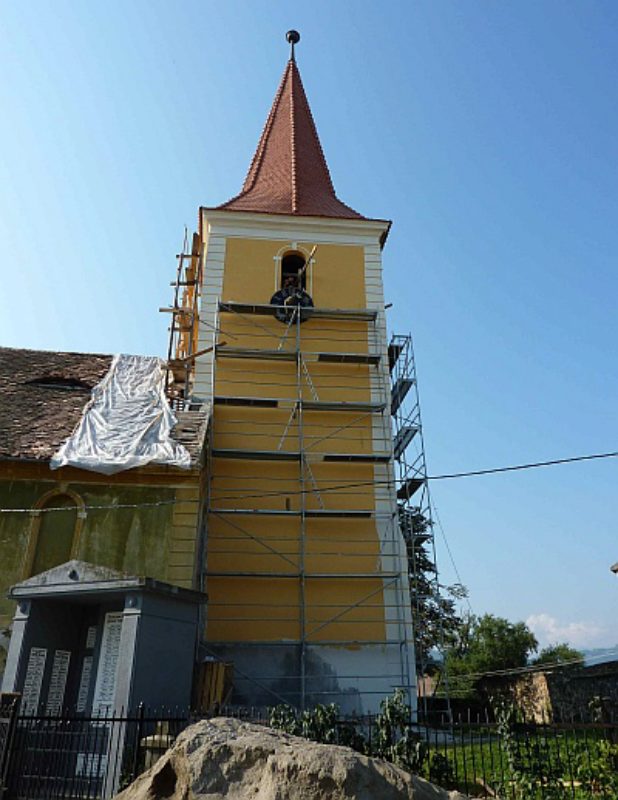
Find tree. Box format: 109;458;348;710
444;613;538;698
403;510;467;673
533;642;584;666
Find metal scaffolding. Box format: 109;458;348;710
200;300;415;712
389;333;452;721
161;229;203;408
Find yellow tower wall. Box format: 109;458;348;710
194;210;415;713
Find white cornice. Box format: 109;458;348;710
200;208;391;249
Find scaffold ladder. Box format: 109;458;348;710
389;333;453;724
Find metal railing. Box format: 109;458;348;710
0;703;189;800
268;710;618;799
2;700;616;800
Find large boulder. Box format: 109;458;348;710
115;717;470;800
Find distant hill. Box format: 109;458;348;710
582;646;618;666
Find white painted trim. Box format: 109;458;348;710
363;243;417;712
272;242;315;294
200;208;389;249
194;235;227;401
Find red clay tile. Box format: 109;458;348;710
218;60;364;219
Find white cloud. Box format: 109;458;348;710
526;612;606;649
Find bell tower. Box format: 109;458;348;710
192;33;416;714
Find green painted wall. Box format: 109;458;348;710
0;479;177;630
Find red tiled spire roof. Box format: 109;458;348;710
217;59;365;219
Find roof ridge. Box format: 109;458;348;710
290;60;298;213
290;61;337;197
242;61;291;196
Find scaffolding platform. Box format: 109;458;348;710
396;476;425;500
214;396;279;408
388;341;404;372
322;453;390;463
219;301;378;322
316;352;380;365
393;424;419;460
212;448;390;464
391;377;415;415
210;508;375;518
214;396;386;412
206;572;401;580
216;346;381;365
212;448;301;461
217;347;297;362
301;399;386;413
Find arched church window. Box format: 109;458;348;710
270;251;314;323
25;491;84;577
280;251;306;289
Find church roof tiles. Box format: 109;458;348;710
216;59;364;220
0;348;207;467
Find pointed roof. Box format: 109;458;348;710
217;59;364;219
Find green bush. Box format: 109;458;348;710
269;690;427;775
573;738;618;796
428;752;456;788
373;689;426;773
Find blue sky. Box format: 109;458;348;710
1;1;616;652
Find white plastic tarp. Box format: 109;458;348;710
50;354;192;475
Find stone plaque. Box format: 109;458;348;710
76;752;108;778
21;647;47;715
45;649;71;715
85;625;97;650
76;655;93;712
91;612;123;716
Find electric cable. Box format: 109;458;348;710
431;500;474;616
429;451;618;480
436;645;618;684
1;450;616;513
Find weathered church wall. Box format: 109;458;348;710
0;468;203;678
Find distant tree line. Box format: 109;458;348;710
407;512;584;699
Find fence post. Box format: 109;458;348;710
0;699;19;800
131;703;146;783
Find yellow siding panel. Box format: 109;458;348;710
203;234;390;650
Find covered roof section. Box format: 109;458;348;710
0;347;208;468
216;56;365;220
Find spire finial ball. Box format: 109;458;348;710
286;30;300;62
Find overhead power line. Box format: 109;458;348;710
210;449;618;502
428;450;618;481
430;500;473;616
1;449;616;514
441;645;618;684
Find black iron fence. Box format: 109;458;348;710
302;712;618;799
0;702;189;800
411;717;618;799
0;700;18;800
1;702;617;800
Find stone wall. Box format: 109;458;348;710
547;662;618;721
481;661;618;721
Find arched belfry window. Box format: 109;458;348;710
25;490;85;577
281;251;307;289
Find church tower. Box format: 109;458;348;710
191;33;415;714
